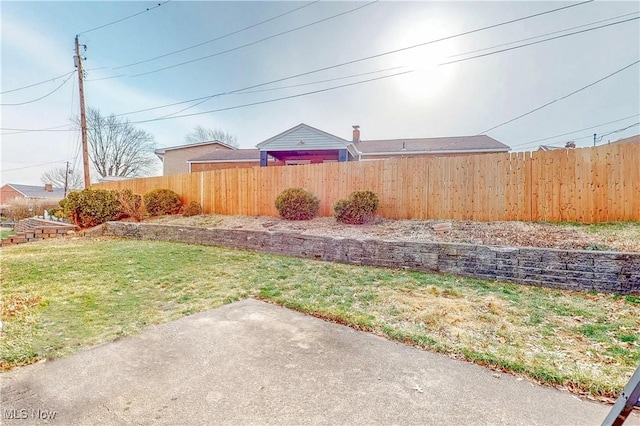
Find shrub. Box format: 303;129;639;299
275;187;319;220
143;189;182;216
333;190;380;224
62;189;121;228
182;201;203;217
115;189;145;222
3;198;63;223
47;206;61;217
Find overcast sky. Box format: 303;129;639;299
2;0;639;186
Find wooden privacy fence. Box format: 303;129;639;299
95;143;640;223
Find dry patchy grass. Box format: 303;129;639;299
151;214;640;252
1;237;638;401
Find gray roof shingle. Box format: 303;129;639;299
155;140;236;155
186;134;510;163
7;184;66;199
355;135;509;154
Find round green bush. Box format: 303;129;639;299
333;190;380;224
143;189;183;216
62;189;121;228
182;201;203;217
275;188;319;220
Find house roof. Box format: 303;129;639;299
98;176;132;182
155;140;236;156
538;145;563;151
4;183;65;199
185;128;510;165
256;123;359;158
609;134;639;145
256;123;350;149
189;149;261;162
355;135;510;155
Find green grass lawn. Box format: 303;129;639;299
0;229;15;239
1;237;638;401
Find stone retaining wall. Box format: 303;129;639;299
1;218;77;247
103;222;640;294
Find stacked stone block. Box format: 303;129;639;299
0;219;78;247
102;222;640;295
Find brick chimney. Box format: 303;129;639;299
44;183;53;192
352;125;360;143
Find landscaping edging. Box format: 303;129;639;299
0;218;77;247
103;222;640;294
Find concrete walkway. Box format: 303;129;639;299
0;299;624;425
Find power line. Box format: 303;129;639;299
2;160;72;173
0;71;75;95
597;122;640;142
442;17;639;68
448;11;639;59
113;1;320;70
71;132;83;180
0;72;76;106
154;95;222;120
77;1;170;35
114;2;604;117
127;1;379;78
125;70;413;124
0;125;74;136
4;2;631;135
66;72;78;162
124;17;639;125
112;2;606;119
97;0;592;82
0;124;71;131
480;60;640;134
515;122;640;150
237;66;407;94
87;74;127;82
509;115;639;149
237;9;637;96
158;66;406;119
5;11;635;136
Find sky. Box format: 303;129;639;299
1;0;639;186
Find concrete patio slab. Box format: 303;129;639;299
0;299;628;425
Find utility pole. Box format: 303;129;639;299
74;35;91;189
593;133;597;147
64;161;70;197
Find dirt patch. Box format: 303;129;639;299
148;214;640;252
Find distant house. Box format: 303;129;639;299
181;124;510;173
155;140;236;175
0;183;65;205
538;141;576;151
609;134;639;145
189;149;263;172
97;176;132;183
355;134;510;160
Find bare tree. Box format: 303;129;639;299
41;166;83;190
81;107;158;178
184;125;238;147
